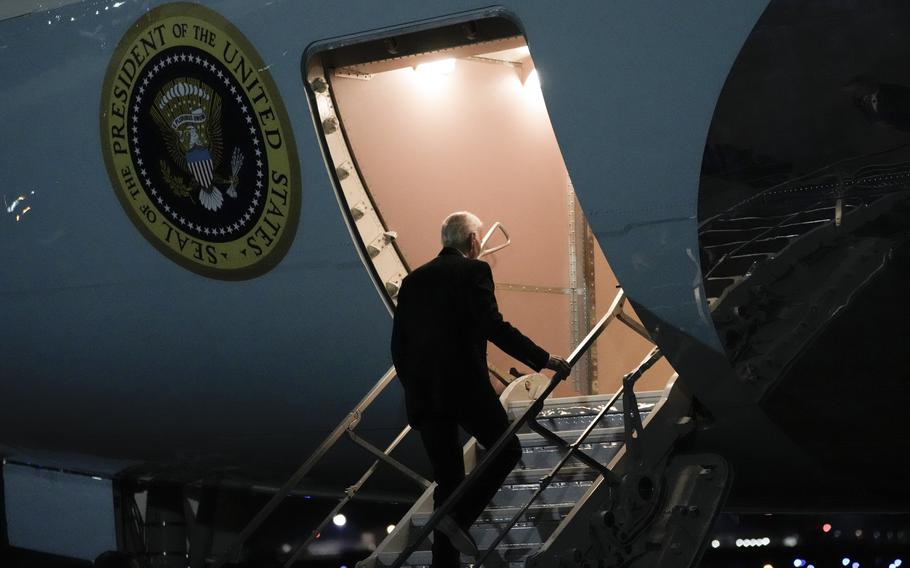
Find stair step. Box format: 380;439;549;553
513;438;623;470
377;549;523;568
516;424;626;446
413;504;575;528
508;393;661;434
489;478;594;508
412;503;573;550
370;393;667;568
504;465;592;485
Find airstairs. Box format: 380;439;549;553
213;289;731;568
361;388;663;567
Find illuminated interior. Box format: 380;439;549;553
306;20;676;397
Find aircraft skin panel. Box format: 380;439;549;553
0;0;403;473
520;2;770;353
0;0;767;481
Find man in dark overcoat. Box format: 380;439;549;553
391;211;570;567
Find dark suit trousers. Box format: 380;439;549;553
418;391;522;567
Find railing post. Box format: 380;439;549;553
210;367;399;568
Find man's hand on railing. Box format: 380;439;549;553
545;355;571;380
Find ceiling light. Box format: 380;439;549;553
415;59;455;76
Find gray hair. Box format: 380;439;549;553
441;211;482;252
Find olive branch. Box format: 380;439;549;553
160;160;194;198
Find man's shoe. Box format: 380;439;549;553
437;515;477;556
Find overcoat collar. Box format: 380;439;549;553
439;247;464;257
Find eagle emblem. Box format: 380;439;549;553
150;78;244;211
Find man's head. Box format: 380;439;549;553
441;211;483;259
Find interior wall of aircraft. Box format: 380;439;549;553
324;42;675;397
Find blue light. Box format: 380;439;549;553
808;565;815;568
853;562;860;568
896;561;903;568
794;560;806;567
842;560;850;567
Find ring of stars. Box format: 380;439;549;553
128;50;265;238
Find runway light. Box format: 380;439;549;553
711;539;720;548
823;523;833;533
386;524;396;534
333;514;347;527
415;58;455;76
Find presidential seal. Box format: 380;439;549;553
100;3;300;279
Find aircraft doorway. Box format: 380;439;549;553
304;15;676;398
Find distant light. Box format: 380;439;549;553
763;564;774;568
856;529;863;538
823;523;833;533
896;561;903;568
340;565;348;568
91;476;103;481
808;565;814;568
112;2;126;7
415;59;455;76
853;563;860;568
736;539;743;547
333;514;347;527
386;524;396;534
711;539;720;549
794;560;806;567
783;536;799;547
843;559;851;567
280;543;292;554
304;495;312;499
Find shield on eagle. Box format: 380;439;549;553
151;78;226;211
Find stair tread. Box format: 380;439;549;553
367;393;668;568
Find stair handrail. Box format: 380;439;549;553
214;363;521;566
472;346;664;566
387;289;638;568
212;365;413;568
